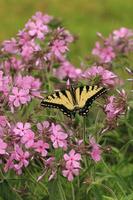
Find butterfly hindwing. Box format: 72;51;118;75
41;89;75;117
76;85;106;116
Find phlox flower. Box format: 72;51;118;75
50;123;68;149
83;65;118;87
21;130;35;148
0;71;11;96
0;116;10;137
62;149;81;181
37;121;50;134
34;140;49;156
4;59;23;73
0;139;7;154
104;90;127;127
25;19;49;40
54;61;82;80
14;145;30;174
51;39;68;58
113;27;133;41
15;75;41;98
21;40;40;61
2;38;18;54
13;122;31;136
92;42;115;63
9;87;30;108
32;12;53;24
89;137;101;162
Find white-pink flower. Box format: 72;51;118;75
9;87;30;108
34;140;49;156
0;139;7;154
89;137;101;162
13;122;31;136
50;123;68;149
83;66;118;87
62;149;81;181
21;130;35;148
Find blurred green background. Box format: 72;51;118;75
0;0;133;61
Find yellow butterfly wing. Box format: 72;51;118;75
75;85;106;116
41;90;75;117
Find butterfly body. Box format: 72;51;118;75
41;85;106;118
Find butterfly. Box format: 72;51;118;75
41;85;107;118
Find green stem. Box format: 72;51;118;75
71;182;75;200
83;117;86;144
26;168;49;196
57;177;67;200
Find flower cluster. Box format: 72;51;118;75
104;89;127;128
0;11;131;184
92;27;133;63
62;150;81;181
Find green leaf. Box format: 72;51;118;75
0;180;22;200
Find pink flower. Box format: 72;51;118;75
0;139;7;154
83;66;118;87
9;87;30;108
21;130;35;148
89;137;101;162
104;90;127;127
32;12;53;24
50;123;68;149
62;149;81;181
0;71;11;96
26;19;49;40
34;140;49;156
113;27;133;41
14;145;30;174
21;40;40;61
64;149;81;168
2;38;18;54
54;61;82;80
51;39;68;58
37;121;50;134
15;75;41;98
92;42;115;63
13;122;31;136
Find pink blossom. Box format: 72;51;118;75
113;27;133;41
21;40;40;61
21;130;35;148
89;137;101;162
13;122;31;136
32;12;53;24
25;19;49;40
15;75;41;98
54;61;82;80
14;145;30;174
34;140;49;156
51;39;68;58
0;71;11;96
4;153;16;172
0;116;10;137
9;87;30;108
37;121;50;134
92;42;115;63
83;66;118;87
62;149;81;181
50;123;68;149
2;38;18;54
104;90;127;127
18;30;31;45
0;139;7;154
